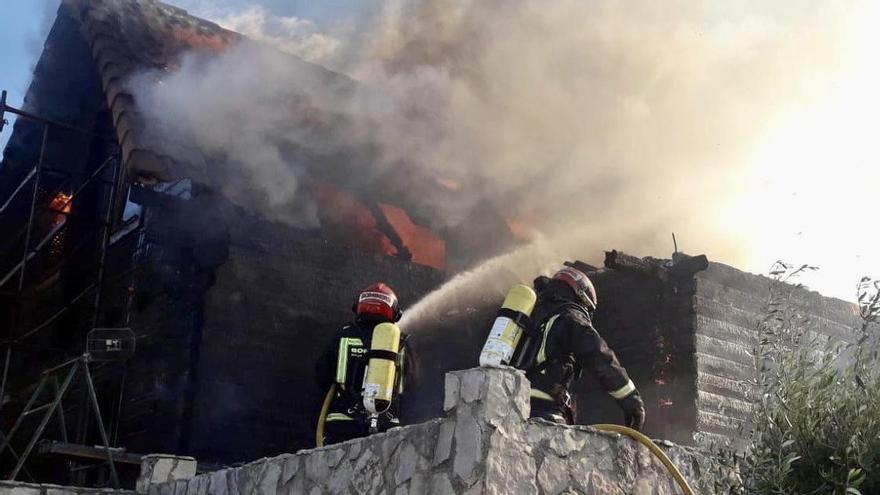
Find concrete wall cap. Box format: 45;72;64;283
141;454;197;461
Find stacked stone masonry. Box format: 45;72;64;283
136;455;198;493
0;481;133;495
140;368;720;495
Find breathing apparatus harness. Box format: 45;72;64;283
317;318;406;446
514;298;588;423
318;284;403;447
512;299;586;368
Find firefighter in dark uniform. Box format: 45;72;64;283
315;283;409;445
524;262;646;429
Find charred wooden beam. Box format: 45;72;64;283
670;252;709;276
367;202;412;262
604;250;661;275
604;250;709;279
38;440;143;465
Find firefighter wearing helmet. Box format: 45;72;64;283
525;261;645;429
315;283;411;445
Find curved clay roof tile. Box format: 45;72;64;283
100;67;130;93
97;50;135;74
114;113;138;146
109;96;136;127
89;35;126;65
60;0;263;180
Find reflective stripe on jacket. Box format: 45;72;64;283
526;297;636;404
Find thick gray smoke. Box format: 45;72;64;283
132;0;861;261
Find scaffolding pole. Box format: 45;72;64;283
0;218;67;288
0;90;114;141
0;92;125;485
0;168;37;215
0;153;117;289
92;156;123;329
0;355;120;488
17;124;48;291
0;345;9;407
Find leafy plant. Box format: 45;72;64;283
714;264;880;495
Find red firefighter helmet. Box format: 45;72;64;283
353;283;402;322
552;263;597;310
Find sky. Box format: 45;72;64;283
0;0;877;303
0;1;57;150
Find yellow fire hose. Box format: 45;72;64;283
315;384;337;448
592;424;695;495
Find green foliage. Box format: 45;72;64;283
714;264;880;495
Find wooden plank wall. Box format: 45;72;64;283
692;262;862;448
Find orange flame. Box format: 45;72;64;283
50;191;73;215
50;191;73;228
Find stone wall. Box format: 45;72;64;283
144;367;720;495
0;481;132;495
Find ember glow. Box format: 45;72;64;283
653;335;673;392
49;191;72;224
48;190;72;257
170;27;235;54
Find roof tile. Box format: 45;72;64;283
64;0;241;180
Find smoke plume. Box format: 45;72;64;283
208;6;340;64
132;0;862;264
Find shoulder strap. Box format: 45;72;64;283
335;336;365;387
514;301;582;371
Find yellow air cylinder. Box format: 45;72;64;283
479;284;537;367
362;322;402;415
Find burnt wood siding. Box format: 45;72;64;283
692;262;861;447
112;186;445;464
578;269;699;445
190;217;444;463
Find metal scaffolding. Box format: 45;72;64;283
0;355;120;487
0;90;131;486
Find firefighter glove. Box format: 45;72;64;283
533;275;551;293
617;392;646;431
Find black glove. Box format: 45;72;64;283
617;392;646;431
533;275;551;293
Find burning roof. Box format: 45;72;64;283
0;0;520;270
65;0;242;182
